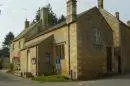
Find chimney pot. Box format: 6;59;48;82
115;12;120;20
127;21;130;27
25;19;30;29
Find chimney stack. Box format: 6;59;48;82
25;19;30;29
115;12;120;20
127;21;130;27
40;7;49;27
98;0;104;9
66;0;77;23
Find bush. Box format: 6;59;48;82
10;63;14;71
32;75;70;82
7;63;14;73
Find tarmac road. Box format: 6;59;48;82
0;70;130;86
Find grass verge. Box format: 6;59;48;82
32;75;71;82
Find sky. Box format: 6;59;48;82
0;0;130;46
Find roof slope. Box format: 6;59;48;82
13;21;40;41
14;7;129;43
26;21;67;42
99;8;121;31
24;35;54;49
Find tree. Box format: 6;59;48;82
34;4;66;26
35;8;40;22
2;32;14;48
0;32;14;57
57;15;66;24
47;4;58;26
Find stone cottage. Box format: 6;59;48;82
10;0;130;80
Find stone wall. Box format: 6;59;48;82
120;23;130;73
10;38;25;72
20;49;27;75
77;7;114;80
27;47;37;75
24;25;71;77
69;22;78;79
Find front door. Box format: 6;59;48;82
106;47;112;72
118;56;122;73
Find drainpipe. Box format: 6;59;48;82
36;46;39;76
26;49;29;73
118;21;123;74
68;24;71;77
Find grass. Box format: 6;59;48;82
32;75;71;82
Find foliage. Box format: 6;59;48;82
10;63;14;71
57;15;66;24
46;4;58;26
0;32;14;58
2;32;14;48
0;59;3;69
7;63;14;73
35;8;40;22
0;47;9;57
32;75;70;82
34;4;66;26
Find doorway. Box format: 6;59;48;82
118;56;122;73
106;47;112;72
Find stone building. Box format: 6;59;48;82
10;0;130;80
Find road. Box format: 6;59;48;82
0;70;130;86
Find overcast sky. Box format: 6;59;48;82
0;0;130;46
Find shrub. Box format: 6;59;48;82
7;63;14;73
10;63;14;71
32;75;70;82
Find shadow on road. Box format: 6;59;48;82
96;73;130;80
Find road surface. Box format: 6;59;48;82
0;70;130;86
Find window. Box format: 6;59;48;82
19;41;21;49
93;28;102;50
12;44;15;51
56;44;65;59
31;58;36;64
93;28;101;44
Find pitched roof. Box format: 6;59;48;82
99;8;130;30
99;8;120;31
21;35;54;50
25;7;98;42
25;21;67;42
13;21;40;42
13;7;97;43
78;7;97;18
14;6;129;43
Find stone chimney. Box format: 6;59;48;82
40;7;49;27
25;19;30;29
115;12;120;20
66;0;77;23
127;21;130;27
98;0;104;9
